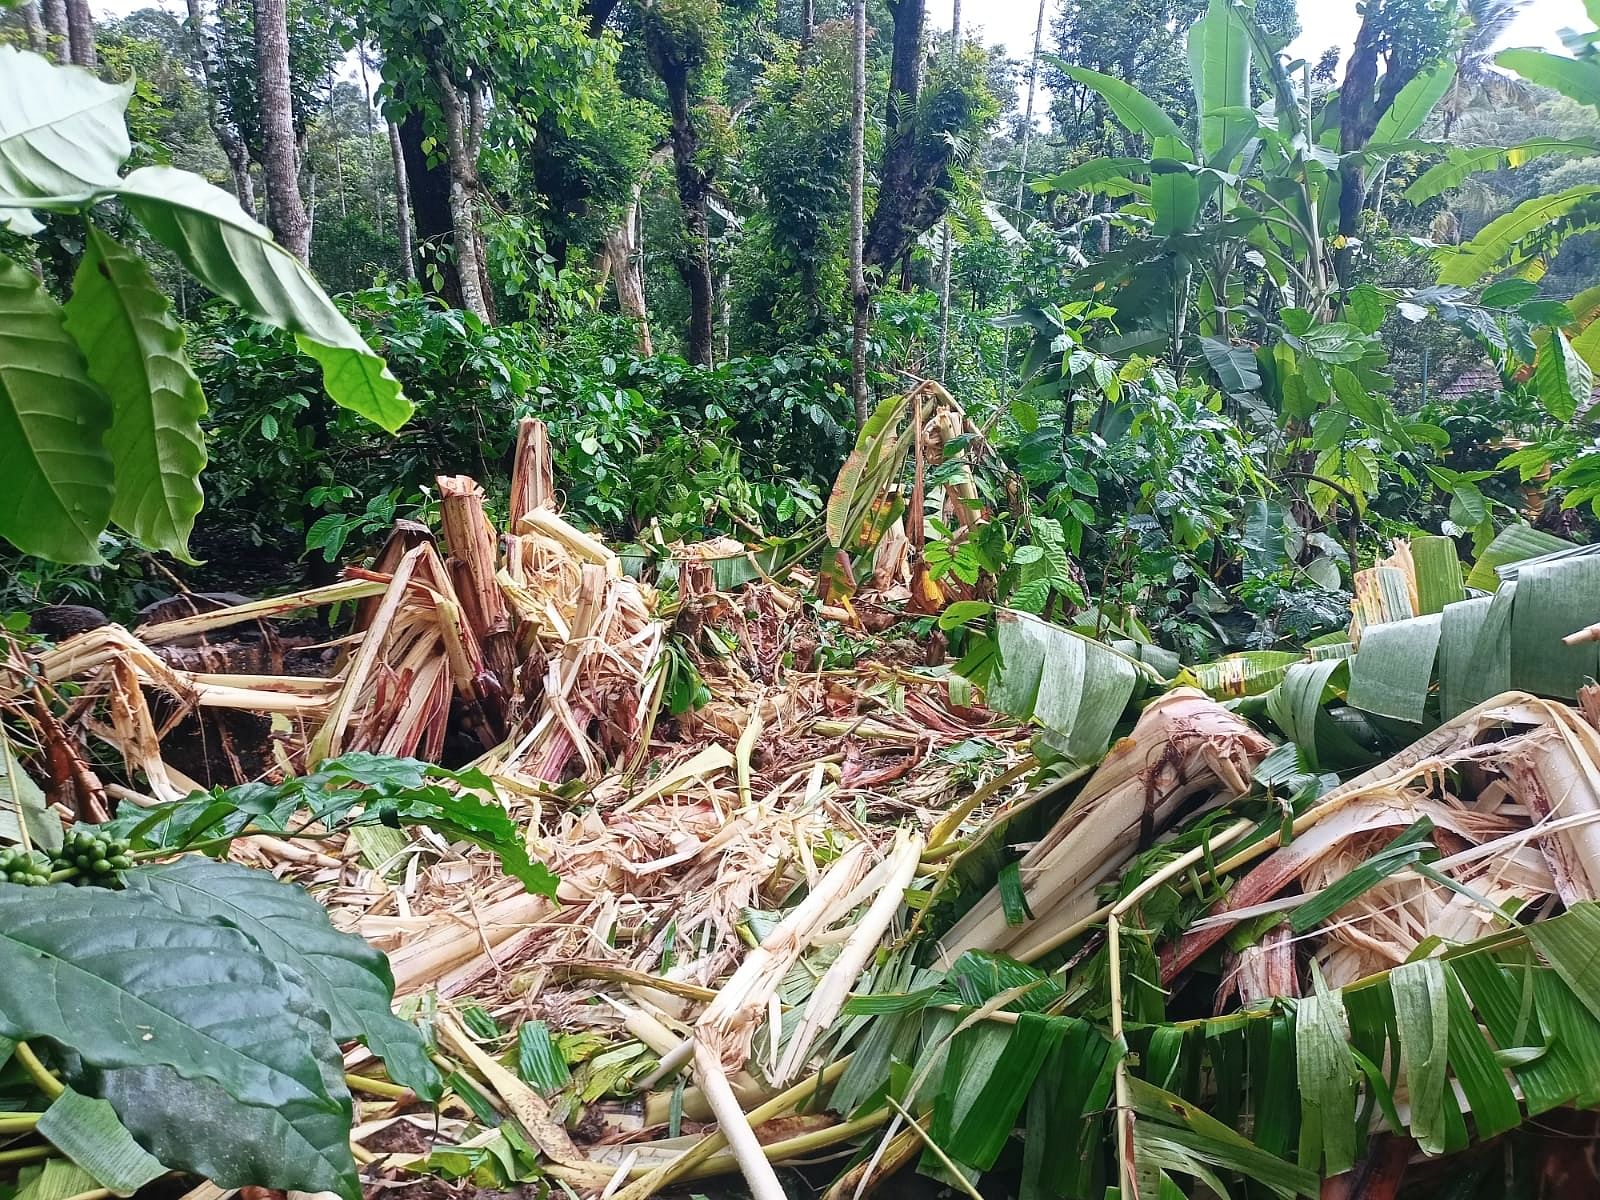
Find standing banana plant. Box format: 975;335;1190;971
1034;0;1455;361
0;46;411;566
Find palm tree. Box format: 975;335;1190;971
1442;0;1532;137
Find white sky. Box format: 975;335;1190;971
927;0;1587;60
926;0;1590;117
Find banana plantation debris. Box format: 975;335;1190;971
7;395;1600;1200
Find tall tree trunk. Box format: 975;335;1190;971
397;110;462;306
1016;0;1046;207
663;67;715;365
438;71;491;321
864;0;949;275
601;184;652;354
254;0;311;262
849;0;869;424
936;0;962;383
185;0;255;215
64;0;94;67
800;0;814;47
387;120;417;282
20;2;46;53
1335;2;1428;291
40;0;68;62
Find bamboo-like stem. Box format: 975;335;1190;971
611;1058;854;1200
1110;819;1255;922
0;1146;53;1166
884;1095;984;1200
312;544;426;761
0;1114;43;1134
692;1041;785;1200
827;1121;923;1200
774;830;924;1084
14;1042;64;1099
541;1107;892;1189
1108;914;1133;1200
925;757;1039;850
345;1072;411;1100
134;578;388;643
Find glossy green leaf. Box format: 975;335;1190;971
1466;523;1574;592
0;45;131;230
1037;157;1147;194
124;857;440;1098
1506;552;1600;699
1129;1077;1318;1199
0;885;357;1200
1404;139;1598;204
113;167;412;433
1347;612;1442;723
1264;657;1349;768
1534;328;1594;423
1496;48;1600;113
0;254;114;562
1295;976;1358;1174
1441;965;1520;1139
1411;535;1464;615
1059;66;1189;151
934;1012;1065;1169
516;1021;571;1094
988;608;1141;760
63;225;206;559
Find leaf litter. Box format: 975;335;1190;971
8;395;1600;1199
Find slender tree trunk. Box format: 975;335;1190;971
438;71;491;321
387;120;417;282
1016;0;1046;208
800;0;814;47
397;110;462;306
601;183;652;354
936;0;962;383
186;0;256;215
663;69;715;365
20;2;46;52
863;0;943;274
254;0;311;261
849;0;869;424
64;0;94;67
40;0;68;62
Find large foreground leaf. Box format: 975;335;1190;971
1403;139;1598;204
113;167;412;433
0;885;357;1200
0;46;131;230
0;255;114;562
1371;63;1455;144
1534;327;1594;423
1187;0;1251;164
125;857;440;1097
63;225;206;559
1496;48;1600;114
987;609;1142;760
1059;66;1189;150
1436;185;1600;286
